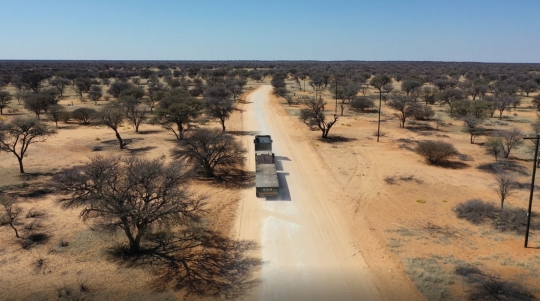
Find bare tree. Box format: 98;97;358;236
53;156;205;253
492;170;516;213
0;194;22;238
497;128;524;158
495;96;517;120
174;128;245;177
0;117;56;173
299;97;338;139
97;103;125;149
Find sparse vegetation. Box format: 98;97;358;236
455;265;534;301
173;128;246;177
53;155;206;253
415;140;458;165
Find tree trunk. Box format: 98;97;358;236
221;119;226;131
177;123;184;140
135;123;139;133
114;129;124;149
321;128;329;139
9;222;19;238
17;157;24;173
204;164;214;177
340;104;344;116
377;91;382;142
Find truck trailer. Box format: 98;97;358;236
254;135;279;197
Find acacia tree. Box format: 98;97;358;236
88;85;103;105
299;97;338;139
47;104;66;128
119;96;146;133
0;91;12;115
53;156;205;253
330;81;361;116
107;82;135;98
50;77;70;98
0;117;56;173
23;89;61;119
174;128;245;177
21;72;48;92
0;194;22;238
401;78;423;97
74;77;93;100
97;103;125;149
387;95;421;128
495;95;517;120
204;86;235;132
484;137;503;161
155;91;202;139
370;75;391;142
463;117;483;144
437;88;465;109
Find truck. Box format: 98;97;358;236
254;135;279;197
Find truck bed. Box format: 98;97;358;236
255;164;279;188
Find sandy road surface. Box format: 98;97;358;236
234;86;382;301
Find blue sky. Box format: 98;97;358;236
0;0;538;62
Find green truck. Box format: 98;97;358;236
254;135;279;197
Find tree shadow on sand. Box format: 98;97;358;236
227;130;260;137
106;229;261;299
195;168;255;190
318;135;357;144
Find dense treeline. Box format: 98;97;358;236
1;60;540;85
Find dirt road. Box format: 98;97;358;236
234;86;382;301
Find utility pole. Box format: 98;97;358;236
335;79;338;115
376;88;382;142
524;135;539;248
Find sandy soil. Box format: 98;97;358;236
2;80;540;301
0;93;243;300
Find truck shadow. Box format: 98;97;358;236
266;172;291;201
274;156;291;172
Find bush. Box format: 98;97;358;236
455;265;534;301
454;199;497;224
412;105;435;120
350;97;374;111
415;140;458;164
25;208;46;218
71;108;97;124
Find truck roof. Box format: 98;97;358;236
254;135;272;143
255;164;279;188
